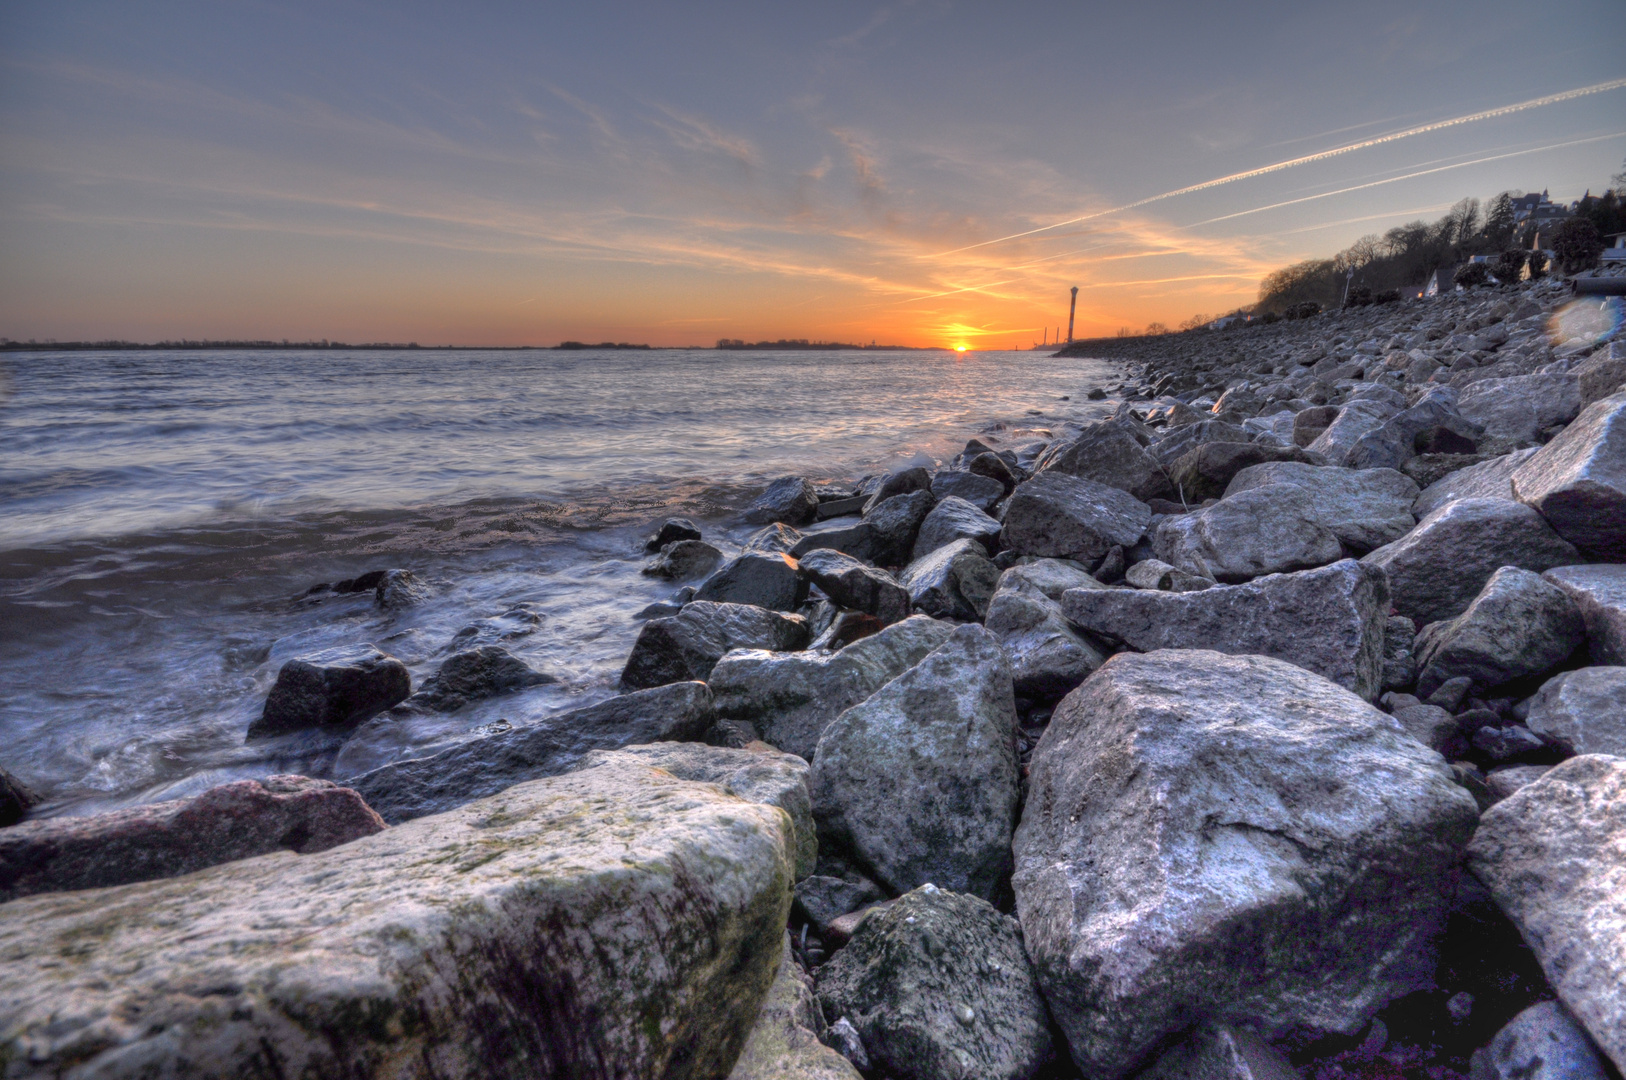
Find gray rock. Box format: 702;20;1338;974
746;522;806;554
969;452;1019;492
1469;999;1610;1080
1467;754;1626;1071
862;467;934;515
826;1018;870;1071
1361;498;1580;626
811;625;1020;899
746;476;821;525
572;743;816;880
996;558;1103;600
409;645;556;711
1062;559;1389;699
1013;650;1479;1080
644;516;703;553
1036;421;1173;503
1544;564;1626;664
1122;557;1213;591
1225;461;1419;553
1150;419;1252;468
643;538;724;580
793;874;886;935
1473;725;1547;761
1512;391;1626;559
1383;614;1419;691
1412;449;1538;519
1167;441;1322;502
797;488;937;567
1388;698;1460;754
1414;567;1585;698
709;616;956;762
729;934;862;1080
985;572;1107;702
349;681;715;823
1458;372;1582;446
1138;1024;1301;1080
247;644;412;740
1306;398;1399;461
0;769;38;828
1293;404;1339;447
620;601;810;690
797;548;911;624
1574;350;1626;406
0;757;794;1080
1526;666;1626;755
1346;390;1483;470
815;885;1053;1080
1484;764;1552;802
899;538;1001;621
694;552;809;611
1001;472;1151;564
0;776;385;902
912;496;1002;560
930;470;1006;512
374;567;430;610
1152;483;1343;583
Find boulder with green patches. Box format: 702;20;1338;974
0;757;795;1080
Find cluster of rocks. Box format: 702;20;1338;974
2;278;1623;1079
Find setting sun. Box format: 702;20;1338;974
955;344;968;352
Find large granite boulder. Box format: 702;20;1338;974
348;681;714;823
929;470;1006;512
1575;348;1626;405
571;743;816;880
1543;564;1626;664
1062;558;1387;699
0;757;795;1079
247;644;411;740
1152;483;1343;583
1224;461;1418;553
1512;391;1626;559
709;616;955;762
1150;419;1252;468
644;517;703;553
1166;441;1320;503
815;885;1053;1080
643;539;725;580
1035;421;1173;503
811;625;1020;899
1306;398;1399;461
1469;1000;1612;1080
694;552;809;611
1468;754;1626;1072
1413;567;1586;699
796;548;910;624
409;645;556;711
1002;472;1150;565
0;776;385;902
1361;498;1580;626
1013;650;1478;1079
1526;666;1626;757
985;568;1107;702
862;467;933;515
620;601;810;690
730;934;862;1080
1346;390;1483;470
1458;372;1582;446
745;476;821;525
911;496;1002;560
1412;448;1537;518
899;538;1000;621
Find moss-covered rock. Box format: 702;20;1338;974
0;758;794;1080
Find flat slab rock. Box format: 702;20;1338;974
1061;559;1389;699
1223;460;1418;553
815;884;1053;1080
1411;448;1536;519
0;776;384;902
0;757;796;1080
348;680;714;823
1152;483;1342;583
1013;650;1478;1080
1468;754;1626;1072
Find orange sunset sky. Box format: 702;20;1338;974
1;2;1623;349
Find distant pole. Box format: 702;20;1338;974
1067;287;1078;342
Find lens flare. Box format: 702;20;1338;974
1547;297;1625;351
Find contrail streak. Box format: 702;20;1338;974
933;76;1626;256
1187;131;1626;227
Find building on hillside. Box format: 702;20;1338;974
1603;231;1626;263
1511;190;1564;224
1423;267;1457;297
1207;315;1244;330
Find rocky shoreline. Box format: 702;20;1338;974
2;277;1624;1079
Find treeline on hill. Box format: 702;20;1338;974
1256;181;1625;315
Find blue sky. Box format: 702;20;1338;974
2;1;1623;345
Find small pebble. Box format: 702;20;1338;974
954;1003;975;1026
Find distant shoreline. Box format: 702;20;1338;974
0;340;948;353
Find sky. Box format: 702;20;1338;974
1;2;1623;348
